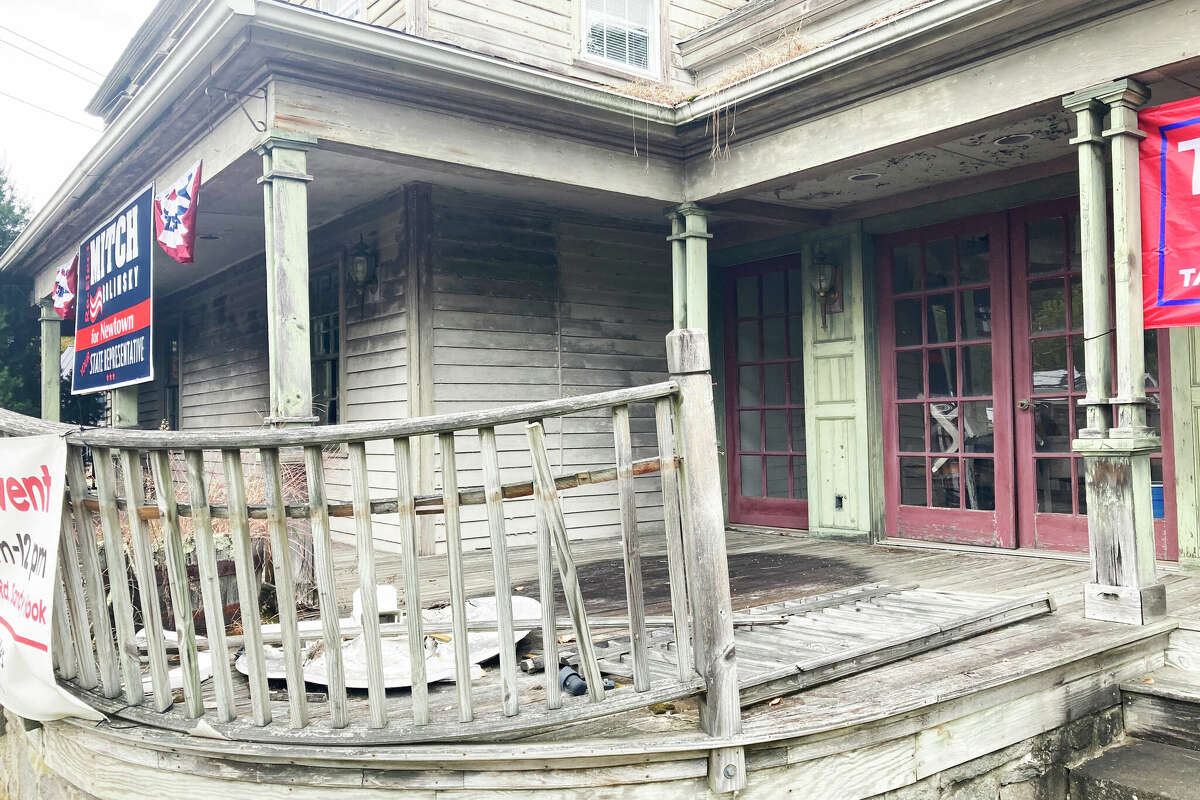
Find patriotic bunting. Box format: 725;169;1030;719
51;255;76;319
154;160;202;264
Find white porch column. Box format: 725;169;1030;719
257;132;318;427
1065;79;1166;625
38;299;60;422
666;203;712;330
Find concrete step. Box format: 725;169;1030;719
1121;666;1200;751
1069;739;1200;800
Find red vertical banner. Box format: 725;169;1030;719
1140;96;1200;327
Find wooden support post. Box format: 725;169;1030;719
38;299;60;422
667;204;712;331
109;388;139;428
257;131;318;427
1065;80;1166;625
666;328;744;793
667;211;687;330
1063;93;1114;439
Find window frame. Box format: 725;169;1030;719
310;263;344;426
319;0;363;20
577;0;662;80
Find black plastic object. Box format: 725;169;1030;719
558;665;615;695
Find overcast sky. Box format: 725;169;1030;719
0;0;158;213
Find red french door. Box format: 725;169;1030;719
1010;201;1178;558
880;199;1178;557
725;258;808;529
880;216;1016;545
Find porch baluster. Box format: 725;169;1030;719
183;449;236;722
480;426;520;717
612;404;650;692
439;431;474;723
93;447;143;706
348;440;388;728
391;436;428;725
222;449;272;726
66;447;120;698
58;505;97;689
304;445;349;728
260;447;309;729
149;450;204;718
655;396;694;681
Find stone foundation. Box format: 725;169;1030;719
0;712;96;800
870;706;1125;800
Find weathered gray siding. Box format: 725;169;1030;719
423;189;671;550
176;265;271;430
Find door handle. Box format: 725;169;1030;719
1017;399;1031;410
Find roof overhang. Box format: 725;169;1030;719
3;0;1187;281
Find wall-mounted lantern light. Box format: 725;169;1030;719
811;250;843;328
346;234;378;295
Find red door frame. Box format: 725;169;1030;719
1009;198;1179;558
878;199;1179;558
878;213;1017;546
723;256;809;529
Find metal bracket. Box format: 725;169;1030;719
205;84;268;133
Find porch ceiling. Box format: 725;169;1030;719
721;63;1200;223
158;146;669;298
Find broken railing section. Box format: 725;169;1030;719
6;328;746;794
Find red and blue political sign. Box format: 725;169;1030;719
71;186;154;394
1140;96;1200;327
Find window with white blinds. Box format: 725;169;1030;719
320;0;362;19
582;0;656;75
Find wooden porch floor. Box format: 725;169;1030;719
317;529;1200;745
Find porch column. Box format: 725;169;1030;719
1064;80;1166;624
257;132;318;426
38;299;60;422
666;203;712;330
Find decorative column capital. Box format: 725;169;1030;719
254;130;318;155
37;297;58;323
1095;78;1151;110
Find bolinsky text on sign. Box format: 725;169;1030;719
72;185;155;394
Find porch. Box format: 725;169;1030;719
24;529;1200;798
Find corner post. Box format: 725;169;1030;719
667;204;712;330
667;211;687;330
667;328;744;793
1065;80;1166;624
257;132;318;427
38;299;61;422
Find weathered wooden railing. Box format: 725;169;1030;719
0;329;745;792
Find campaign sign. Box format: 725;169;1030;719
1141;96;1200;327
0;436;101;721
72;185;154;394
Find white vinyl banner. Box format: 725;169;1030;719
0;436;101;721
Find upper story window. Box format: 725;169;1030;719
320;0;362;19
582;0;657;76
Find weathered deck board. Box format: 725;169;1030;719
80;530;1200;746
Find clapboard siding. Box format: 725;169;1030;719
366;0;405;28
177;266;271;429
412;189;672;553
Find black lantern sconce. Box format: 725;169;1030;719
346;234;378;296
811;249;843;328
